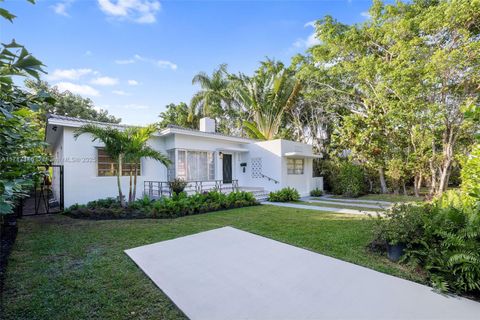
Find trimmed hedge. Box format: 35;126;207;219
65;191;258;220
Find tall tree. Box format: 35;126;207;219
26;80;121;123
231;60;302;140
158;102;198;129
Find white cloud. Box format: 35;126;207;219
156;60;177;70
127;80;139;86
112;90;130;96
115;54;177;70
115;58;136;64
360;11;371;18
55;82;100;97
97;0;161;24
47;68;94;81
292;20;321;49
91;76;119;86
51;0;74;16
85;50;93;56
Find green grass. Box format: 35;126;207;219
331;194;424;203
297;201;386;212
2;205;424;320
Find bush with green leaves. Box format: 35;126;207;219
371;196;480;295
65;191;258;219
268;187;300;202
310;188;323;197
334;162;365;197
168;178;188;195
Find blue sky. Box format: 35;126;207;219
2;0;372;125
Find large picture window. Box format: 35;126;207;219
287;158;304;175
97;148;140;176
174;149;215;181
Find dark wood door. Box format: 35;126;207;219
222;154;232;183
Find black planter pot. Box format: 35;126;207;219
387;243;406;262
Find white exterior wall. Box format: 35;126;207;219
62;127;167;207
244;140;283;191
280;140;314;197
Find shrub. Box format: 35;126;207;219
310;188;323;197
268;187;300;202
371;198;480;295
336;162;365;197
65;191;258;220
168;178;188;195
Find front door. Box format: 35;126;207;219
222;154;232;183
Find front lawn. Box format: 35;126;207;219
2;205;424;319
297;201;386;212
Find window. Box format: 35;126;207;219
174;149;215;181
287;158;304;175
97;148;140;176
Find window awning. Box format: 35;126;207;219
283;152;322;159
216;147;249;153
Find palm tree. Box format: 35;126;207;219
124;125;170;201
232;62;302;140
190;64;231;119
74;124;129;207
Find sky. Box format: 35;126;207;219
1;0;372;125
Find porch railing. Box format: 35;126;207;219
144;179;239;199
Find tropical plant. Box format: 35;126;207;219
124;125;170;202
310;188;323;197
0;0;52;216
190;64;231;118
158;102;198;129
168;178;188;195
74;125;129;207
334;162;365;197
232;60;302;140
268;187;300;202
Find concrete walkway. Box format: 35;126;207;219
126;227;480;320
311;195;393;205
303;199;388;209
263;201;378;215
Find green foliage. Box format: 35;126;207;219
461;144;480;207
0;2;51;216
168;178;188;195
372;204;426;246
372;195;480;294
158;102;198;129
65;191;258;219
310;188;323;197
335;162;365;197
268;187;300;202
25;80;121;123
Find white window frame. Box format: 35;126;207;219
287;158;304;175
169;148;215;181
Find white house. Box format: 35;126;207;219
45;114;323;207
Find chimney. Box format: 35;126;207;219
200;117;216;133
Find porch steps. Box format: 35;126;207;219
239;187;270;202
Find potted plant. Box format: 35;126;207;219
168;178;188;195
372;204;425;262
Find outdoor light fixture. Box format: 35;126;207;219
219;152;223;159
52;126;57;132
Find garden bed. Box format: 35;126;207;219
65;191;259;220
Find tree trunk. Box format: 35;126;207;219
402;182;407;196
438;159;452;195
117;155;125;207
414;173;422;197
128;168;133;203
378;167;388;194
429;159;437;196
133;162;138;200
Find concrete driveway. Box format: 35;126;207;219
125;227;480;320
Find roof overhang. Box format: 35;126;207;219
159;127;253;144
216;147;249;153
284;152;322;159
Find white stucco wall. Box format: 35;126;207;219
62;127;168;207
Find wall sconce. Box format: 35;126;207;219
219;152;223;159
240;162;247;173
52;126;58;132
